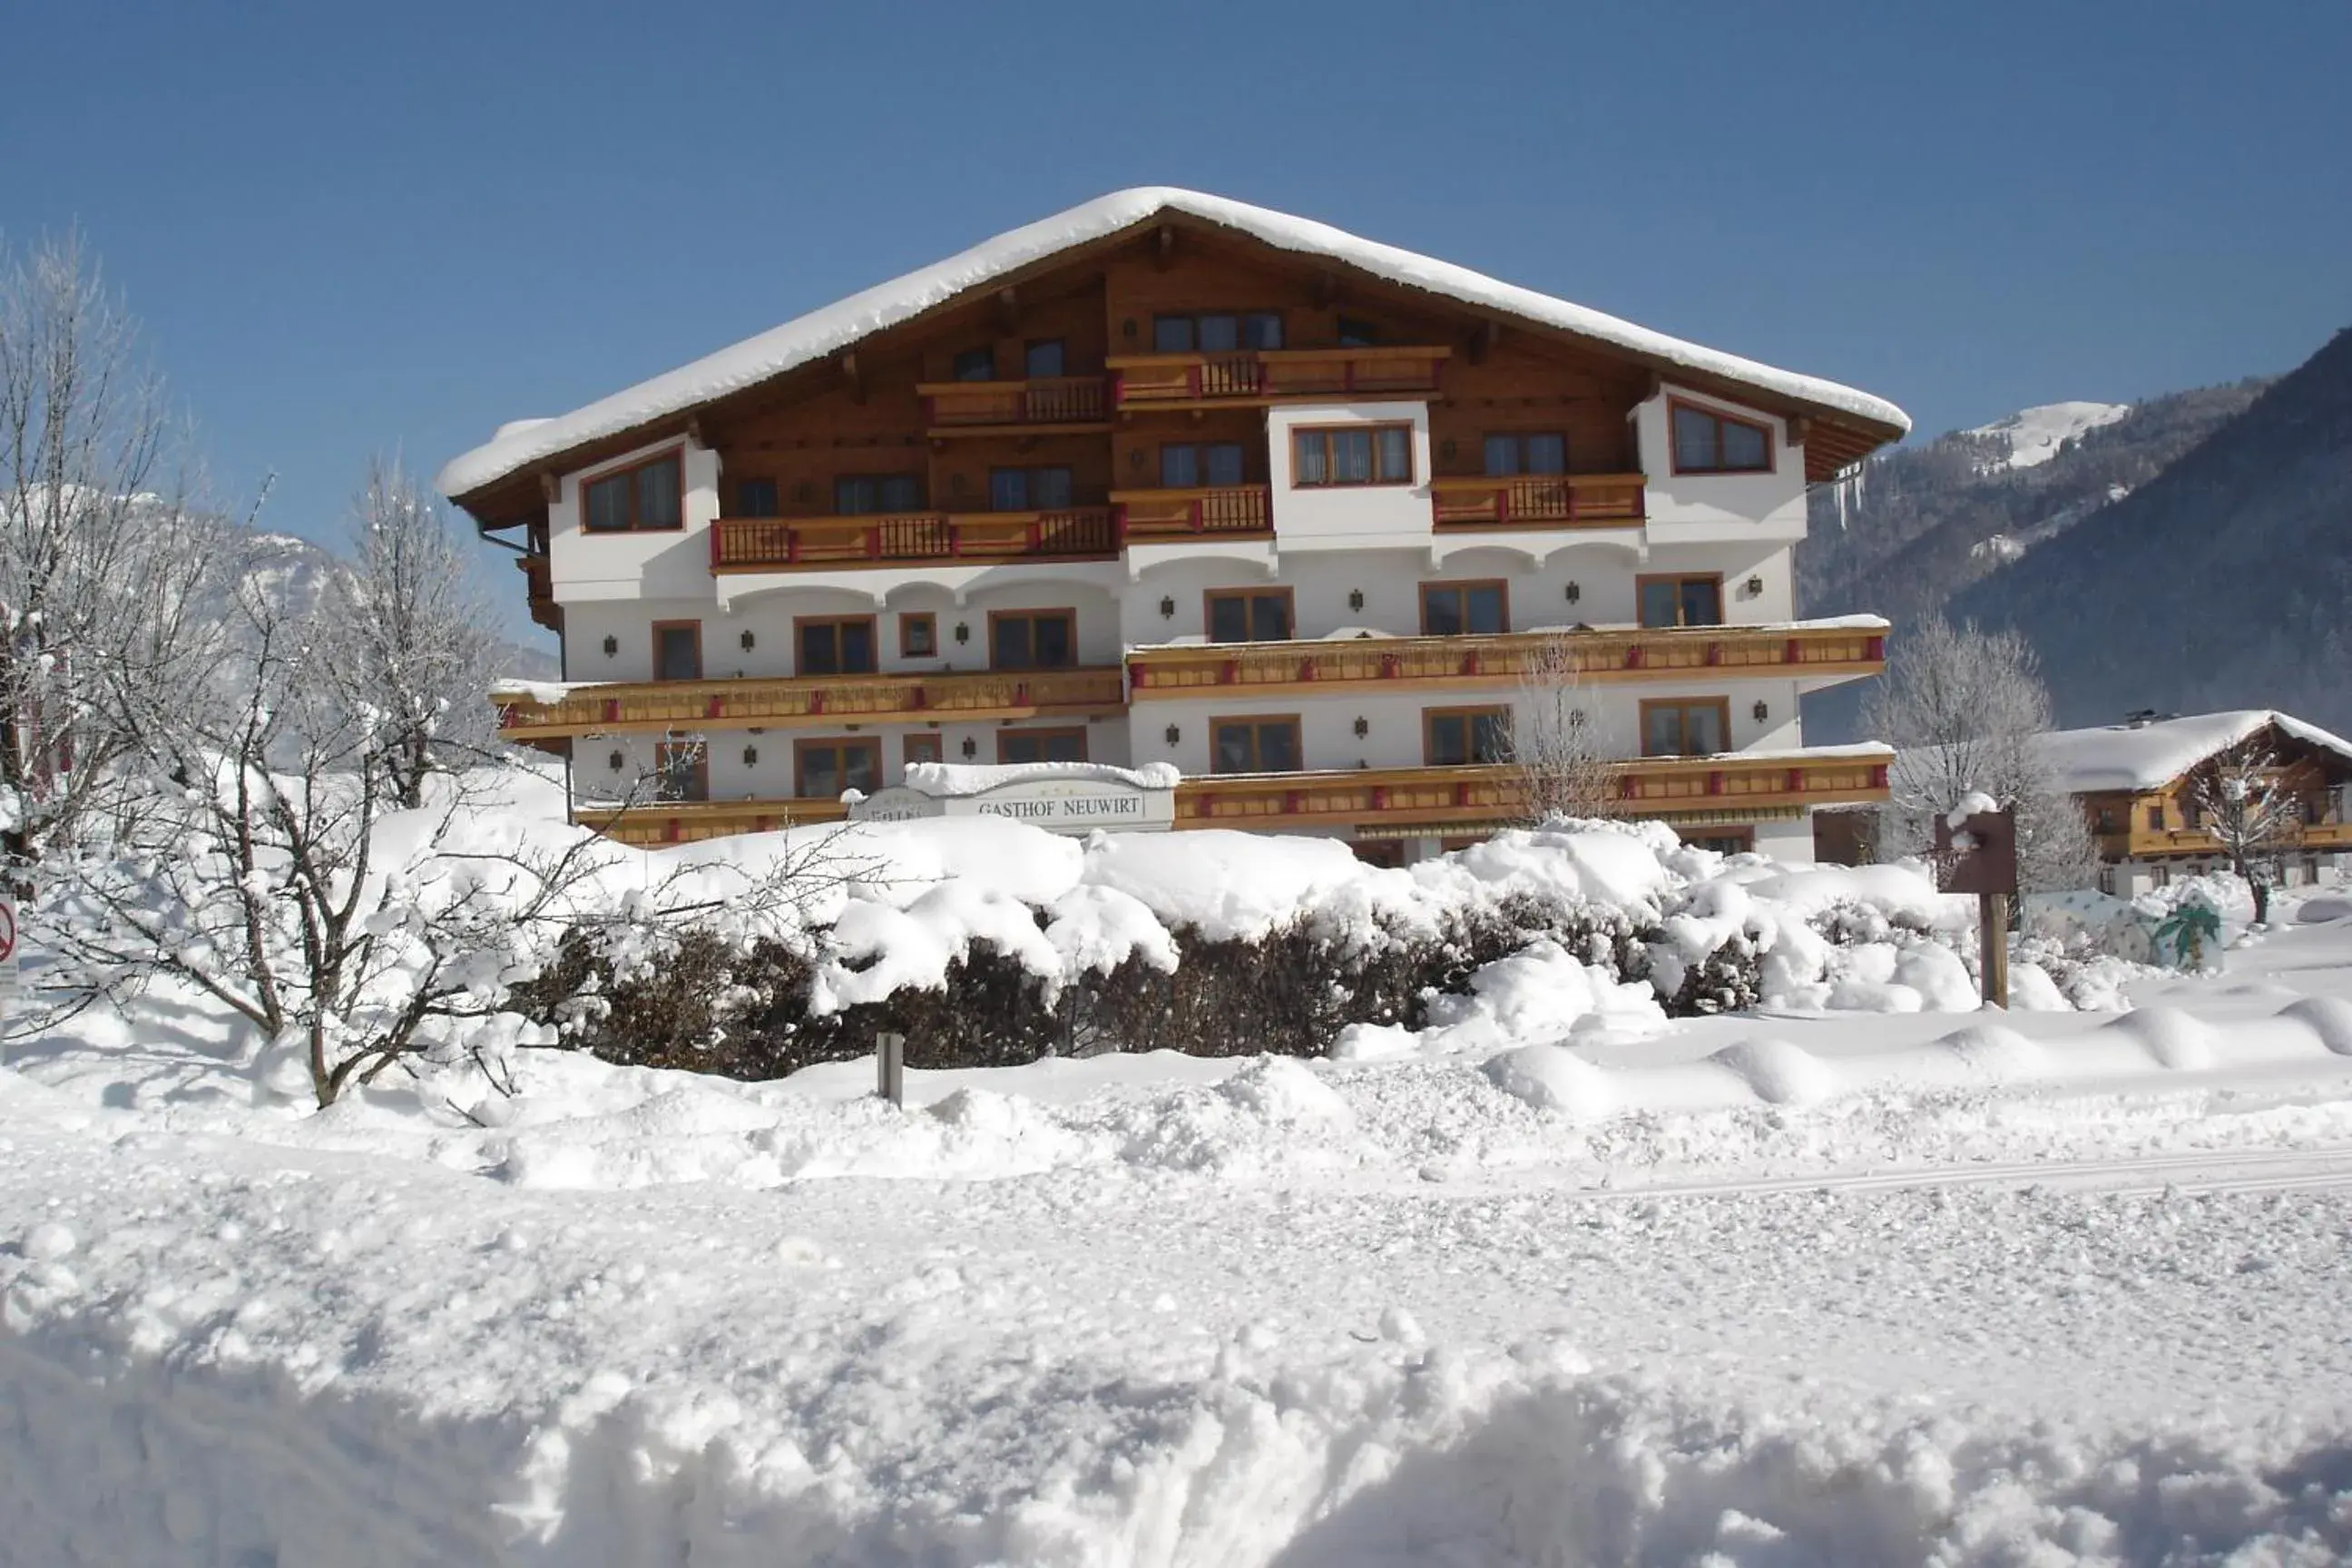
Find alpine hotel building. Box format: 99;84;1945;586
437;190;1910;861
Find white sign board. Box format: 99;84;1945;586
0;898;20;1003
848;775;1175;836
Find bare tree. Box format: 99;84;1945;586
1863;614;2101;892
1510;634;1615;824
0;230;240;878
321;457;504;808
2190;740;2298;926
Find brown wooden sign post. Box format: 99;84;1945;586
1934;806;2019;1008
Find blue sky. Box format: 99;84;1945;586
5;1;2347;633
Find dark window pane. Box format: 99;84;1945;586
904;616;936;657
1331;428;1373;483
1681;579;1722;627
1161;445;1199;488
658;745;704;802
1721;420;1769;470
1033;467;1073;509
1246;312;1285;349
1483;435;1518;477
1425;588;1465;637
1293;431;1328;485
1213;724;1253;775
843;745;879;793
993;617;1033;668
801;748;839;798
655;626;700;681
989;469;1028;511
1153;316;1195;353
1209;597;1249;643
636;458;681;528
1472;711;1511;762
1465;585;1505;634
1259;722;1300;771
954;347;995;381
1429;714;1466;766
1033;615;1073;667
836;476;877;515
1686;705;1724;755
584;474;630;532
734;477;779;516
1044;731;1086;762
1524;434;1567;475
1204;444;1245;486
839;620;875;673
1024;339;1065;377
1377;426;1412;482
800;623;839;676
1335;317;1377;348
1250;595;1290;641
1643;707;1681;758
1198;314;1240;352
878;474;924;512
1672;406;1719;471
1639;581;1681;629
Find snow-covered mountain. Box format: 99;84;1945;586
235;529;558;680
1962;400;2132;472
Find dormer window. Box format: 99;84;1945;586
1671;401;1773;475
581;450;683;533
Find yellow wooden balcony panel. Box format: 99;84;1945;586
1427;473;1647;527
916;376;1111;433
710;507;1118;572
1106;344;1450;407
1126;624;1887;699
495;666;1127;739
1110;485;1272;539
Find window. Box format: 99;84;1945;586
903;733;944;768
652;621;702;681
990;609;1076;670
1024;339;1065;378
796;738;881;799
1420;581;1508;636
1336;316;1379;348
1641;699;1729;759
2146;804;2166;831
1637;574;1723;629
835;474;924;515
798;615;877;676
1426;707;1512;766
654;740;708;803
1481;433;1567;476
2095;806;2118;833
1206;588;1293;643
1210;716;1302;774
1293;424;1413;487
899;612;938;659
1670;401;1772;475
1152;312;1284;353
1160;442;1247;489
953;346;995;381
998;728;1088;765
581;450;683;534
1686;829;1755;856
731;476;779;517
988;466;1074;512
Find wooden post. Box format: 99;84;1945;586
876;1031;905;1108
1979;894;2009;1009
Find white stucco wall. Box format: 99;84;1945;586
1634;385;1808;545
546;436;723;603
1264;400;1434;549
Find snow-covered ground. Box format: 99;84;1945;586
7;810;2352;1563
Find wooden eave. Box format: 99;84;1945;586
444;207;1904;525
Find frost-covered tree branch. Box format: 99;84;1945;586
2190;741;2298;926
1510;635;1614;824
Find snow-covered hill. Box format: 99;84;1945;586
1963;399;2132;471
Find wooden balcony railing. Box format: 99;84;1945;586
1178;752;1891;831
1106;345;1450;407
710;507;1117;571
494;666;1126;740
1112;485;1273;540
1127;622;1887;697
1428;473;1647;528
2098;819;2352;860
918;377;1111;432
516;554;558;632
575;796;849;848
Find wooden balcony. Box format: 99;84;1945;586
1112;485;1272;541
1428;473;1647;528
918;376;1111;436
1106;345;1449;408
517;553;559;632
577;796;849;848
2096;820;2352;860
1126;622;1887;698
495;665;1127;740
1176;751;1892;833
710;507;1117;572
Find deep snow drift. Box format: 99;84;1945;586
6;797;2352;1565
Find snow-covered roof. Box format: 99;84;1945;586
2042;710;2352;794
900;760;1181;798
436;187;1911;501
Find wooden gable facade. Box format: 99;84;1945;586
2080;719;2352;865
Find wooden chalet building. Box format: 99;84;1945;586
436;189;1910;858
2043;710;2352;895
